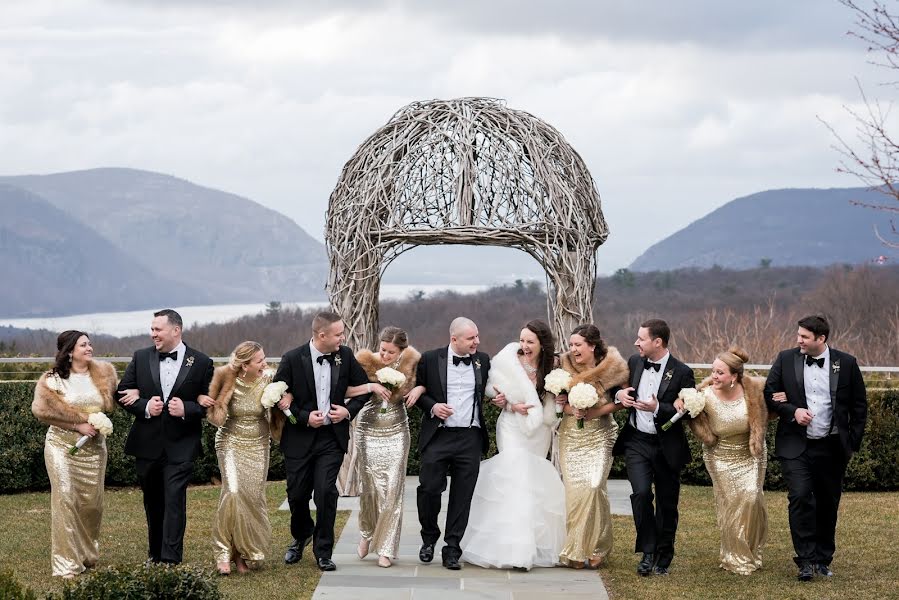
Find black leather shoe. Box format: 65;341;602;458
442;555;461;570
419;543;434;563
284;537;310;564
797;562;814;582
636;553;655;576
652;565;669;576
317;557;337;571
816;563;834;577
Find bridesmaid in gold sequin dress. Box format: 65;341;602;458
346;327;423;568
688;347;769;575
31;331;117;578
206;341;273;575
555;324;629;568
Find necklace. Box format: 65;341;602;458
519;356;537;374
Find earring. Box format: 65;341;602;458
729;380;735;389
68;355;73;362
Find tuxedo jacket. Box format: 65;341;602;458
273;343;370;458
118;345;214;463
764;347;867;460
611;353;696;471
415;348;492;455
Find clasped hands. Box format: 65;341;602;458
308;404;350;427
490;387;533;415
117;389;192;417
616;387;658;412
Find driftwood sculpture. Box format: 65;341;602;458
325;97;609;349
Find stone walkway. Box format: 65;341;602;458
282;477;634;600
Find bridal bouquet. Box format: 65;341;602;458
568;382;599;429
375;367;406;413
544;368;573;417
661;387;707;431
261;381;297;424
70;412;113;455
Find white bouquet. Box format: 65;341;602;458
662;387;707;431
544;368;573;417
70;412;113;455
568;382;599;429
375;367;406;413
261;381;296;424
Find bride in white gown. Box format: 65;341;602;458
461;320;566;570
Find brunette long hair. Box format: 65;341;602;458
571;324;608;364
519;319;555;394
50;330;89;380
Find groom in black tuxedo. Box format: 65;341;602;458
765;315;867;581
275;311;370;572
117;309;214;564
415;317;491;570
611;318;695;576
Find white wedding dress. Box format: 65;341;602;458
460;343;566;569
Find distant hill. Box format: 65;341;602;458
630;187;896;271
0;168;328;317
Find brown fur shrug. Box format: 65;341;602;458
206;365;241;428
32;360;117;425
687;375;768;458
355;346;421;403
559;346;629;406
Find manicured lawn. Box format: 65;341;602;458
600;485;898;600
0;481;347;599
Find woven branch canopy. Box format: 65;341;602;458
326;97;609;350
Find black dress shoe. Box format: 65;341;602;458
797;562;814;582
636;553;655;576
284;537;310;565
816;563;834;577
652;565;669;576
419;543;434;563
317;557;337;571
442;555;461;570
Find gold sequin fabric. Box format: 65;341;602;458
355;399;410;558
44;373;107;577
211;375;272;564
702;394;768;575
558;413;617;565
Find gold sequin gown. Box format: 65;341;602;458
212;375;272;565
558;412;617;566
702;394;768;575
355;389;410;559
43;373;108;577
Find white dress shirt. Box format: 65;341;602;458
803;346;835;439
147;341;186;418
635;351;669;434
309;339;333;425
444;346;479;428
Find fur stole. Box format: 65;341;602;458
207;366;275;429
355;346;421;403
32;360;117;425
559;346;629;406
485;342;557;433
688;375;768;458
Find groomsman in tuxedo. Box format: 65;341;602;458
117;309;214;564
415;317;491;570
765;315;867;581
275;311;370;572
611;318;695;576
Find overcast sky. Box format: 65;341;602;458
1;0;892;273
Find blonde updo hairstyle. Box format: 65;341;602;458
379;326;409;350
716;346;749;383
229;341;263;374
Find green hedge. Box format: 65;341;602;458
1;380;897;493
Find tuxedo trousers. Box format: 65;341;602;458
417;427;482;558
623;429;681;566
135;455;194;564
779;435;848;566
285;428;344;560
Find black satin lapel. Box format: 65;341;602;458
656;365;673;401
169;350;194;400
473;356;483;402
150;350;162;396
329;358;340;404
794;353;807;406
438;350;448;403
302;352;316;401
829;352;839;403
631;363;643;394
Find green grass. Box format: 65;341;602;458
0;482;347;599
599;486;898;600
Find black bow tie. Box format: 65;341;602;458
453;355;472;366
317;353;336;365
806;356;825;368
643;359;661;372
158;351;178;361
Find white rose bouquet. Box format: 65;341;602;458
544;368;573;417
375;367;406;413
70;412;113;455
568;382;599;429
261;381;296;424
661;387;707;431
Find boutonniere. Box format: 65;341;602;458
474;358;481;370
334;355;342;367
832;360;840;374
185;356;195;367
663;369;673;381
